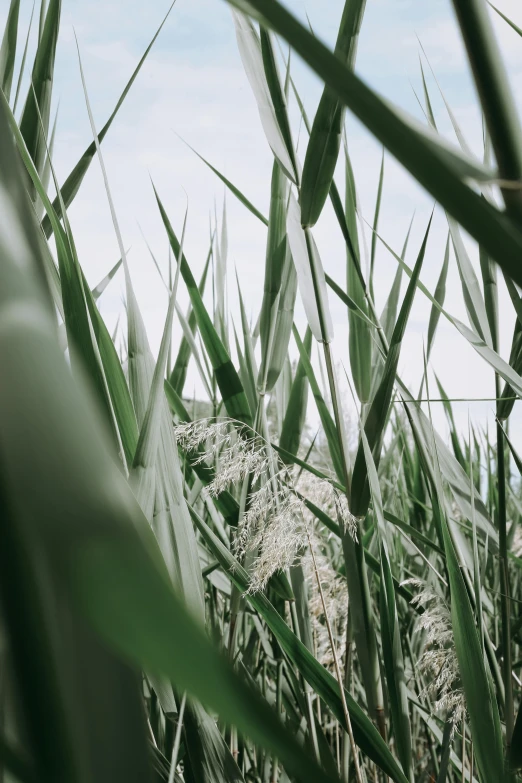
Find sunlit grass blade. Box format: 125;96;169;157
232;9;298;184
286;193;333;343
418;55;436;129
91;257;123;301
259;26;299;185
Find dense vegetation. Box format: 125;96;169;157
1;0;522;781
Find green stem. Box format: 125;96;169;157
497;402;514;742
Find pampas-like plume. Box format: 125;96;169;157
404;578;466;727
174;418;358;592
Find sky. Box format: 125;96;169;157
3;0;522;447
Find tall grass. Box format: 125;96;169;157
0;0;522;781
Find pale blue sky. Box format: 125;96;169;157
4;0;522;441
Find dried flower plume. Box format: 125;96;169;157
174;417;358;592
404;578;466;727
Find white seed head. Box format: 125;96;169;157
404;579;466;727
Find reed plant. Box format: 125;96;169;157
1;0;522;781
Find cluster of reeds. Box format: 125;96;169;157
1;0;522;781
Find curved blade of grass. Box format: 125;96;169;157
0;0;20;101
19;0;60;184
418;56;436;129
497;318;522;421
259;26;299;185
92;257;122;301
35;102;58;220
479;250;498;352
232;9;298;184
427;233;450;359
345;139;372;402
12;1;35;114
286;193;333;343
434;375;466;467
214;197;228;346
448;216;492;347
451;0;522;220
489;2;522;37
12;85;130;466
258;160;289;393
325;274;377;329
300;0;367;227
179;136;269;225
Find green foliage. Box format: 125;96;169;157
2;1;522;782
